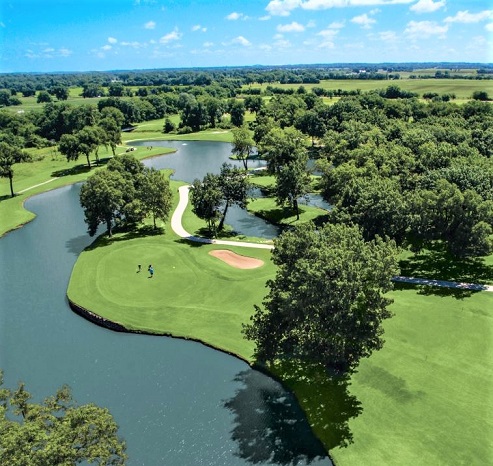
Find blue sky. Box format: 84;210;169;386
1;0;492;72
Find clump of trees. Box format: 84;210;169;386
0;371;127;465
80;154;172;237
190;163;250;237
244;222;399;374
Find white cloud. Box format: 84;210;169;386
266;0;301;16
108;37;118;44
203;41;214;47
101;45;112;51
192;24;207;32
318;27;339;39
444;10;493;24
259;15;271;21
486;23;493;32
379;30;397;41
404;20;448;38
227;12;243;20
43;47;55;53
233;36;252;46
144;21;156;29
351;13;376;28
410;0;445;14
277;21;305;32
328;20;345;28
266;0;414;16
274;38;292;48
159;29;182;44
120;41;147;48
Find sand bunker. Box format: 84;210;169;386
209;250;264;269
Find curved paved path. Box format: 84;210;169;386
171;185;274;249
171;185;493;292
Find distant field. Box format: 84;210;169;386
243;78;493;102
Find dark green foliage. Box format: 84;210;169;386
231;126;254;170
244;222;399;373
0;371;127;465
217;163;250;231
190;173;223;236
0;142;29;197
80;169;134;237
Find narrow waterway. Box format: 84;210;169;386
0;145;333;465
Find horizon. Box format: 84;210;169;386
1;0;492;73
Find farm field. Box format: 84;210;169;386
243;78;493;102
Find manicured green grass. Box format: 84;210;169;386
67;229;275;360
0;137;175;237
330;286;493;466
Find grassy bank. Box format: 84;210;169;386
0;119;237;237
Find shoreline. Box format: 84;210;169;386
67;295;335;464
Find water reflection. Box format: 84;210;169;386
224;370;332;465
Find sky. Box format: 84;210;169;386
1;0;492;73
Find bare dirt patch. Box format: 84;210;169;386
209;250;264;269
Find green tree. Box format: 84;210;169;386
36;91;52;104
138;167;172;229
0;371;127;465
99;117;122;156
190;173;223;237
275;158;311;220
259;126;307;175
77;126;104;167
217;163;250;231
409;179;493;257
58;133;82;164
294;110;326;146
49;86;69;101
0;142;29;197
231;126;255;170
228;99;245;127
80;169;134;237
243;222;399;374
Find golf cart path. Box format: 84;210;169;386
171;185;493;291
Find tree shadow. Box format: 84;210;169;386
255;206;308;225
223;361;362;465
84;225;165;250
65;234;94;256
51;158;112;178
51;164;92;177
399;242;493;284
392;281;480;300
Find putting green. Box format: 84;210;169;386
67;234;276;360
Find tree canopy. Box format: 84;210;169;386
0;371;127;465
244;222;399;374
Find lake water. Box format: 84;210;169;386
0;142;333;465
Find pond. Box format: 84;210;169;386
132;140;331;239
0;142;333;465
